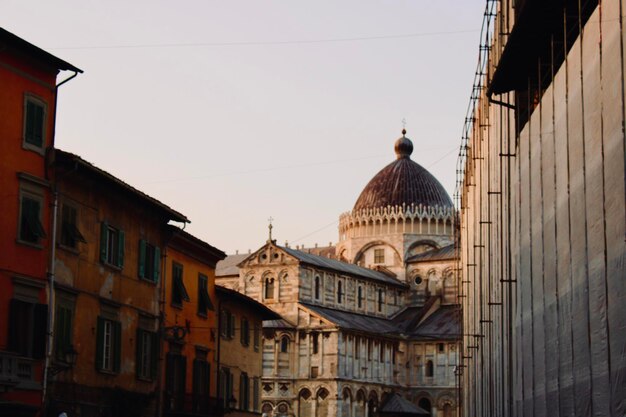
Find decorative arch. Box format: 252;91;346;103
261;402;274;414
316;387;330;416
275;401;290;416
436;392;456;409
367;390;379;417
406;239;439;257
341;387;353;417
298;389;313;417
279;335;290;353
353;240;402;267
355;389;367;417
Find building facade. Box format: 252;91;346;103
47;149;189;417
457;1;626;416
162;228;226;417
215;285;281;417
0;28;81;417
218;134;461;417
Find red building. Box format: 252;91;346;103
0;28;81;416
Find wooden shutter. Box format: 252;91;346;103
95;317;104;370
113;320;122;372
135;328;143;377
153;246;161;282
117;230;125;268
138;240;146;278
33;303;47;359
8;299;26;354
150;331;159;380
100;222;108;263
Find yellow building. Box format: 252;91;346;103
162;227;225;417
49;149;188;417
215;285;280;417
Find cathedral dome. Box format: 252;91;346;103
353;130;453;211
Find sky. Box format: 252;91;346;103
4;1;485;254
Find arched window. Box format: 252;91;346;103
264;278;275;299
418;398;432;414
358;286;363;308
426;360;434;377
312;333;319;354
378;289;384;312
280;336;289;353
337;280;343;304
315;276;321;300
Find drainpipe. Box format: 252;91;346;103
216;298;222;415
42;69;79;414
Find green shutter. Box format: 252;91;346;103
100;222;108;263
95;317;104;370
113;321;122;373
117;230;125;268
153;246;161;282
138;240;146;278
135;328;143;377
150;331;159;380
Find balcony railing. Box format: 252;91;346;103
164;392;223;416
0;352;38;389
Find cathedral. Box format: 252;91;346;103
216;131;460;417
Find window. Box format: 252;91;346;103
355;337;360;359
8;298;47;358
438;343;445;353
253;324;260;352
219;368;234;408
23;95;46;150
240;373;250;411
253;378;260;411
171;262;189;307
138;240;160;282
310;366;319;378
54;301;74;362
358;286;363;308
264;278;275;299
379;343;384;362
197;274;213;316
368;340;372;360
136;328;158;380
96;316;121;373
314;276;321;300
192;352;210;412
18;193;46;244
166;352;187;411
60;204;85;248
240;317;250;346
312;333;319;354
220;309;235;339
99;222;124;268
337;280;343;304
378;289;384;312
425;360;434;377
374;248;385;264
280;336;289;353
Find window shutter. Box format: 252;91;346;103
113;321;122;373
179;356;187;395
135;328;143;377
228;313;235;339
166;353;175;392
240;318;244;344
228;372;234;400
100;222;108;263
34;104;44;145
7;299;25;354
33;303;47;359
153;246;161;282
117;230;125;268
150;331;159;380
95;317;104;370
138;240;146;278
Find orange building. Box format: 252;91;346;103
215;285;280;417
0;28;81;416
47;149;188;417
162;228;226;417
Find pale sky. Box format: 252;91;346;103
4;1;484;254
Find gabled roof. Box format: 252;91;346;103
215;285;281;320
216;253;249;277
53;149;188;223
167;226;226;267
0;27;82;73
301;303;400;335
379;393;430;416
406;244;455;263
263;318;296;329
405;304;461;340
281;246;407;288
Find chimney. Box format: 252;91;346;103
285;241;289;248
236;250;239;255
248;249;251;254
